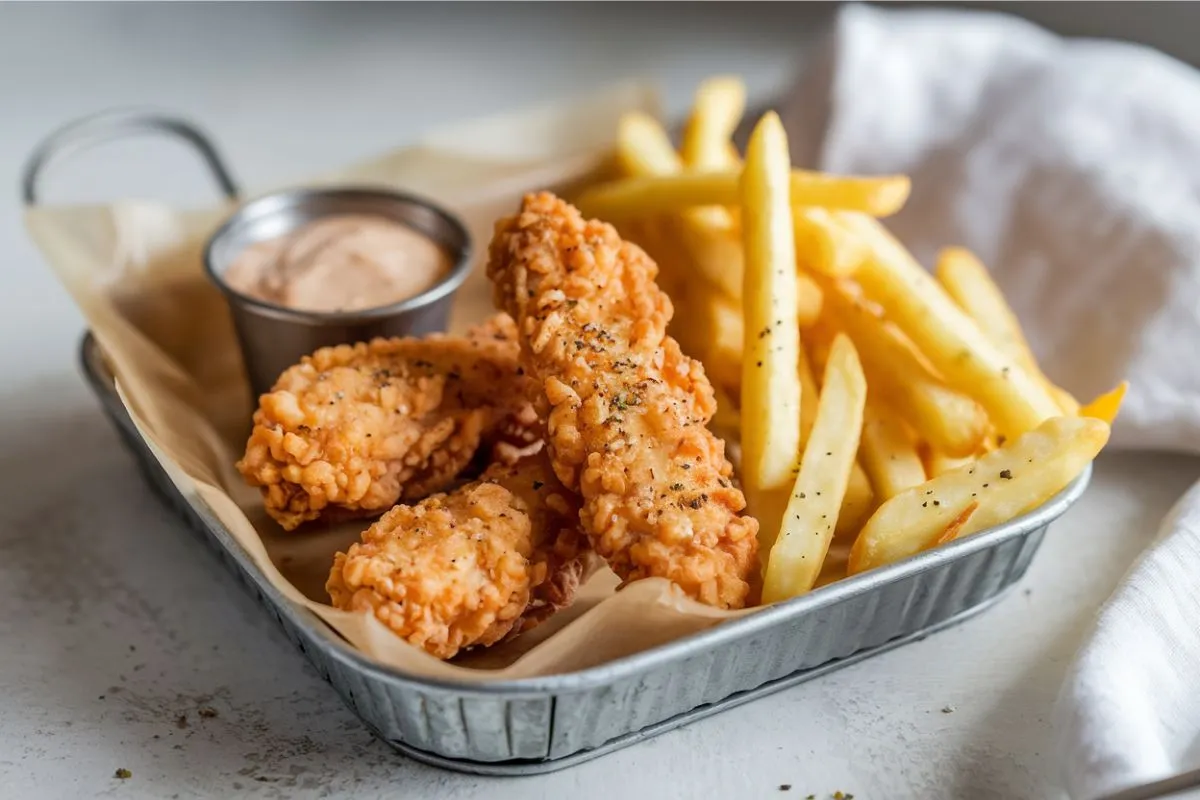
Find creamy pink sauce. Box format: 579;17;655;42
222;214;452;312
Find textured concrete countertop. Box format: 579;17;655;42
3;5;1198;799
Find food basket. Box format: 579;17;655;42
35;109;1091;775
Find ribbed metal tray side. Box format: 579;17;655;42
544;525;1042;757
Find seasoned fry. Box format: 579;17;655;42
800;328;875;538
1080;381;1129;425
848;416;1110;574
920;444;977;478
763;335;867;602
860;400;927;500
842;213;1061;439
924;501;979;549
740;112;802;514
576;171;912;221
935;246;1081;415
819;279;988;457
681;76;745;169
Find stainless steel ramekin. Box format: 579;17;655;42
203;187;473;399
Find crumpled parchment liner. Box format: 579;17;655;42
25;82;766;682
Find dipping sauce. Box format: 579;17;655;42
221;214;452;313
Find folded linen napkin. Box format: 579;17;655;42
779;5;1200;798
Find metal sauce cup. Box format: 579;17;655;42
204;187;473;399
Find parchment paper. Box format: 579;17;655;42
25;82;766;681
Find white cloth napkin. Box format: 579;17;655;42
779;5;1200;798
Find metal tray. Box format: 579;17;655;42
78;332;1090;775
38;109;1091;774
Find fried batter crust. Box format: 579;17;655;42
326;453;595;659
237;315;539;530
487;193;759;609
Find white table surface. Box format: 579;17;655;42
3;5;1198;799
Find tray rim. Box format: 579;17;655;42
78;331;1092;697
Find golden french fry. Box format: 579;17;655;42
935;246;1081;415
797;344;820;445
611;113;744;299
763;335;868;601
920;443;977;478
815;540;853;589
615;112;682;176
681;76;745;169
799;328;875;537
793;207;870;277
691;283;745;393
848;416;1111;574
842;213;1061;439
575;171;913;221
796;270;823;328
1050;385;1082;416
859;400;927;500
741;112;802;515
924;501;978;550
819;280;988;457
1080;381;1129;426
834;462;875;539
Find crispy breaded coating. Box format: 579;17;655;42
487;192;760;609
326;453;595;659
237;315;539;530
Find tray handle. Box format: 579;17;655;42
21;109;241;206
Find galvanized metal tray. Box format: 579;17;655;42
78;332;1091;774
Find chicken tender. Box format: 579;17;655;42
326;452;596;659
487;192;760;609
238;315;539;530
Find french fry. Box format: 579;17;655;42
841;213;1061;439
615;112;682;176
924;501;979;550
576;171;913;221
797;344;820;445
819;280;988;457
834;462;875;539
859;400;927;500
796;270;824;328
920;443;978;478
763;335;868;602
794;207;869;277
741;112;802;519
848;416;1111;574
691;283;745;392
799;321;876;539
935;246;1081;415
1080;381;1129;426
612;113;744;299
681;76;745;170
1050;385;1082;416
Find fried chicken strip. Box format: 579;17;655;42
487;192;760;609
326;451;596;659
238;315;540;530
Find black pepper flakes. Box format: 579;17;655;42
1000;469;1013;480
